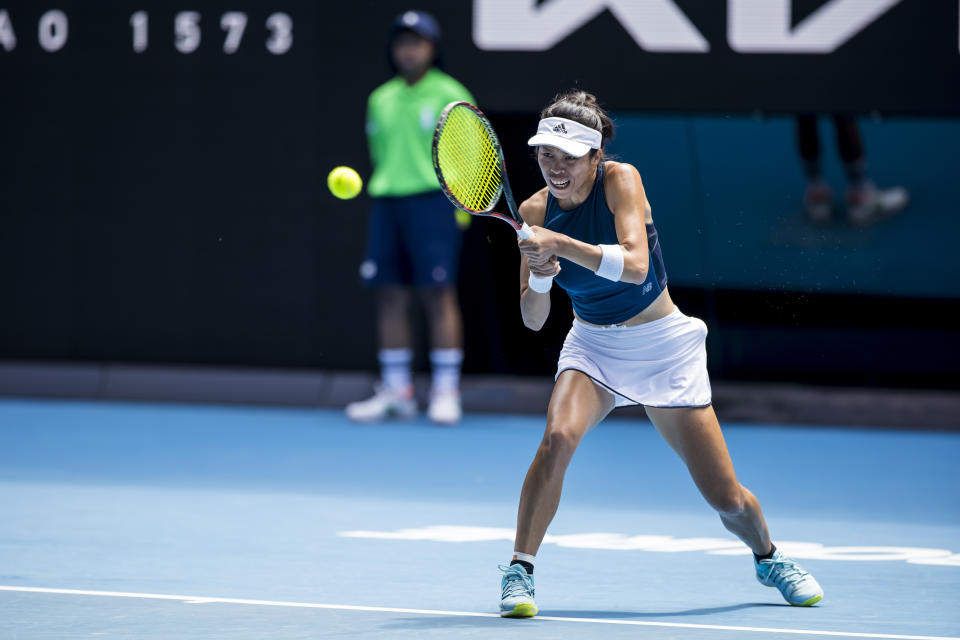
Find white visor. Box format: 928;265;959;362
527;117;602;158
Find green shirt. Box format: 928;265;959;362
366;68;474;198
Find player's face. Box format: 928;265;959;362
537;145;599;202
391;32;434;79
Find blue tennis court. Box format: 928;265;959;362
1;398;958;639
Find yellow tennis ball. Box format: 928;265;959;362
327;166;363;200
455;208;472;230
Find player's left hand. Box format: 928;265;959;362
528;255;560;277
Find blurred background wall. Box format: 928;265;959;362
2;0;958;390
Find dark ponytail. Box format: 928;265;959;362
541;90;614;156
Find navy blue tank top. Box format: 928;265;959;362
543;162;668;325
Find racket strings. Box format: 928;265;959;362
437;107;503;212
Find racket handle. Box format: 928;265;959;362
517;222;555;293
517;222;534;240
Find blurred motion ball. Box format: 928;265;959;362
455;209;472;230
328;166;363;199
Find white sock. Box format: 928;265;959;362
513;552;536;565
430;348;462;393
379;348;412;392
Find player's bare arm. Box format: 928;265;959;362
601;161;650;284
518;189;553;331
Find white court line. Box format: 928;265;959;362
0;585;956;640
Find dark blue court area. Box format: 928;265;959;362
1;398;958;639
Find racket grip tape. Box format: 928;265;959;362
517;223;555;293
517;222;535;240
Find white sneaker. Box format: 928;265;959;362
755;549;823;606
846;182;908;226
499;563;537;618
345;385;416;423
427;389;461;425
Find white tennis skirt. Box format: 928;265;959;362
556;308;712;408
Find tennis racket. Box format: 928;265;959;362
432;101;555;292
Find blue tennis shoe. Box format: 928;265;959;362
499;563;538;618
755;550;823;606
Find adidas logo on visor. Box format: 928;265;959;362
528;117;602;157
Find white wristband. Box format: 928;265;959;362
595;244;624;281
528;261;561;293
527;273;553;293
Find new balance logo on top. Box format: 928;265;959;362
553;122;568;135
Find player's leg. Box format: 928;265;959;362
347;198;417;422
645;405;823;606
645;405;770;552
500;370;615;617
515;370;615;554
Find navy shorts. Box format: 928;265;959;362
360;191;462;287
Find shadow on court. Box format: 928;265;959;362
543;602;785;618
379;602;784;631
379;616;524;631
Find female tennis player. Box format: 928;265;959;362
498;91;823;618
